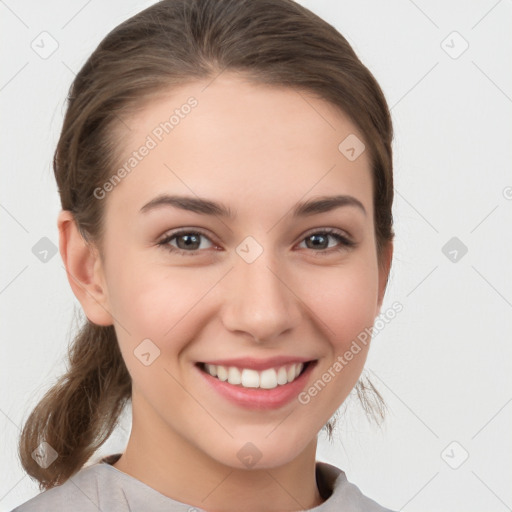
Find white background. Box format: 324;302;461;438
1;1;511;510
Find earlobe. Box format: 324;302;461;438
57;210;113;326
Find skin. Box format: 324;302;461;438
58;72;392;512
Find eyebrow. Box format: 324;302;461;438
139;194;366;218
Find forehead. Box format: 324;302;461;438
105;73;373;223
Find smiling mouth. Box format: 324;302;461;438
196;361;314;390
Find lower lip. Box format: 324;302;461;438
196;362;316;410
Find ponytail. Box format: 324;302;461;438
18;321;131;491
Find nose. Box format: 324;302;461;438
220;247;303;343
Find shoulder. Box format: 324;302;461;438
10;458;193;512
10;463;120;512
316;461;396;512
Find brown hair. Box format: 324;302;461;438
18;0;394;491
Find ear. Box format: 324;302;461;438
57;210;113;326
376;240;393;314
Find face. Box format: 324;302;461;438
92;73;390;469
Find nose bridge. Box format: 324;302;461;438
222;240;302;341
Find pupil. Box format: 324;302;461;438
179;234;199;249
308;234;326;249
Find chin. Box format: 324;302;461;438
204;428;315;471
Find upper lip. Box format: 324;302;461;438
198;356;315;371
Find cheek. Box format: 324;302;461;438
290;261;379;433
300;256;380;351
106;253;218;349
108;266;212;397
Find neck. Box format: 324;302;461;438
113;395;324;511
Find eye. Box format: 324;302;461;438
157;229;216;256
157;227;356;257
297;228;357;254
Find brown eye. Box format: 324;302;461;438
158;230;215;256
299;229;356;253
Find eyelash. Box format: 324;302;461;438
157;228;357;257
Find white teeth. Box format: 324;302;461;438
203;362;306;389
228;366;241;385
205;363;217;377
259;368;278;389
277;366;288;385
216;365;228;381
241;369;260;388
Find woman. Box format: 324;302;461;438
13;0;396;510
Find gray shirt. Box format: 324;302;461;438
12;454;395;511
